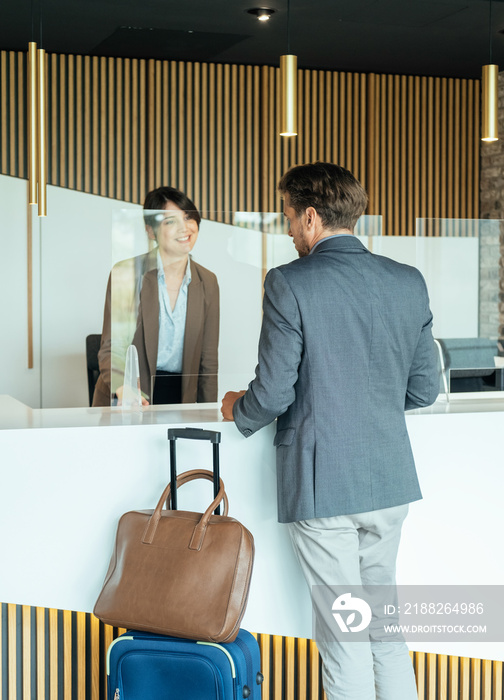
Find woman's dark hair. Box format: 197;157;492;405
143;186;201;230
278;162;368;231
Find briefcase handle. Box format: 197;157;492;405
142;470;229;551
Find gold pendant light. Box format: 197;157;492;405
279;0;297;136
481;0;499;142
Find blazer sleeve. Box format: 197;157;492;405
233;267;303;436
197;274;220;403
404;276;440;410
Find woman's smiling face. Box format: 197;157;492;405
149;201;199;259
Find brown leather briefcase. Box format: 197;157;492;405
94;430;254;643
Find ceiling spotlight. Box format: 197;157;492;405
247;8;275;22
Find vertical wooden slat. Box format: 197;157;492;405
201;62;208;214
415;652;426;699
63;609;72;700
1;52;6;173
22;606;31;700
447;78;454;220
123;58;131;202
253;65;260;212
271;636;283;700
107;57;114;198
131;59;139;203
269;65;275;213
9;52;16;175
238;64;245;212
380;74;387;230
473;78;480;220
139;59;146;203
179;61;186;192
186;61;193;199
77;611;86;700
309;640;321;700
208;62;216;213
427;77;434;227
68;54;75;190
92;56;99;195
426;653;437;700
460;79;467;219
393;74;400;235
420;76;427;221
17;52;24;177
116;58;123;199
162;60;169;190
49;608;58;700
453;79;461;220
36;607;45;700
84;56;91;193
437;654;448;700
60;54;67;188
283;636;295;700
223;62;230;218
8;604;16;700
359;74;366;190
493;660;503;700
75;54;83;191
90;613;100;700
194;62;201;204
434;78;441;222
147;59;155;193
99;56;107;196
258;634;270;700
459;656;470;700
448;655;459;700
261;65;269;215
155;60;162;191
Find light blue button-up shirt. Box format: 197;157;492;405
156;254;191;372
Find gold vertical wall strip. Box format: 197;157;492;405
9;53;15;176
147;59;155;193
449;655;459;699
84;56;91;193
99;56;107;197
194;62;201;208
179;61;187;193
77;612;86;700
437;654;448;700
108;57;115;199
8;604;16;700
37;49;47;216
460;80;467;219
231;64;238;215
63;609;72;700
420;77;427;221
460;656;471;699
272;636;283;700
28;43;38;203
131;59;138;204
260;65;269;216
116;59;123;200
50;53;57;185
454;79;461;220
22;606;31;699
493;659;503;699
92;57;99;195
223;63;230;219
68;54;75;190
473;79;480;220
201;62;208;214
124;59;131;202
90;613;100;700
36;607;45;698
447;79;454;220
139;59;146;203
155;60;162;192
186;61;194;199
162;61;169;191
426;653;437;699
18;52;25;177
49;608;58;700
238;64;245;211
216;63;223;220
208;63;216;214
427;77;434;228
0;52;6;173
60;54;66;188
76;55;83;191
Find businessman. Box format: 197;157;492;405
221;162;439;700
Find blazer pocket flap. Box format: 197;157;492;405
274;428;295;447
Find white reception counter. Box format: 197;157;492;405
1;394;503;661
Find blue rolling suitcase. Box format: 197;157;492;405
107;629;263;699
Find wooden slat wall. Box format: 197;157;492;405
1;604;503;700
0;50;480;235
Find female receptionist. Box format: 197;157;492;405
92;187;219;406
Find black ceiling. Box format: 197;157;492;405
3;0;504;79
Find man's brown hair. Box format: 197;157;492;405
278;162;368;231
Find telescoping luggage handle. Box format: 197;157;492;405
167;428;222;514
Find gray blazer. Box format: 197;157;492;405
233;235;439;523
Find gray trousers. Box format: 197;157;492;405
287;504;417;700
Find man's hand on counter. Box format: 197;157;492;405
221;390;246;421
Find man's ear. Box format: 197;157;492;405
305;206;317;229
